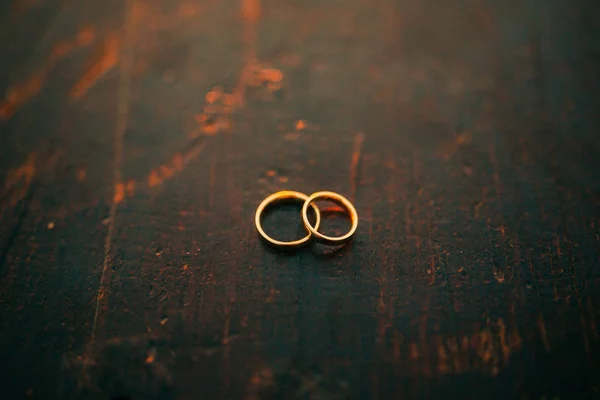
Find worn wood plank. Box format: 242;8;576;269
1;0;599;398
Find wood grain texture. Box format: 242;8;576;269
1;0;599;399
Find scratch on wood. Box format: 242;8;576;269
150;139;207;188
70;33;120;100
537;313;551;352
0;26;96;120
393;331;402;361
222;300;232;345
0;182;35;273
244;366;275;400
235;0;261;106
350;132;365;201
586;290;598;339
147;170;163;189
114;137;207;204
0;72;46;121
460;336;470;369
564;232;590;355
437;337;450;374
446;337;461;373
241;0;261;22
474;199;484;219
395;322;527;376
193;86;237;137
113;182;126;204
11;0;42;13
235;0;289;107
409;342;419;360
497;318;511;362
81;0;135;385
419;315;431;376
509;302;523;350
126;180;135;197
367;207;373;253
236;60;284;108
209;150;217;210
1;153;36;207
580;311;590;355
476;329;494;366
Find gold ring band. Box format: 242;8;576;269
301;191;358;245
255;191;322;249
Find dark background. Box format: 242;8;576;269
1;0;599;399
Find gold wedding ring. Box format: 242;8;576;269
255;190;322;249
301;191;358;246
255;190;358;250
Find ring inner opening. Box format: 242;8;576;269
312;199;352;237
262;198;318;242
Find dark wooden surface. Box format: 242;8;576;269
1;0;599;399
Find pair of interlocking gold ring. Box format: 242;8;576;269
255;190;358;249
